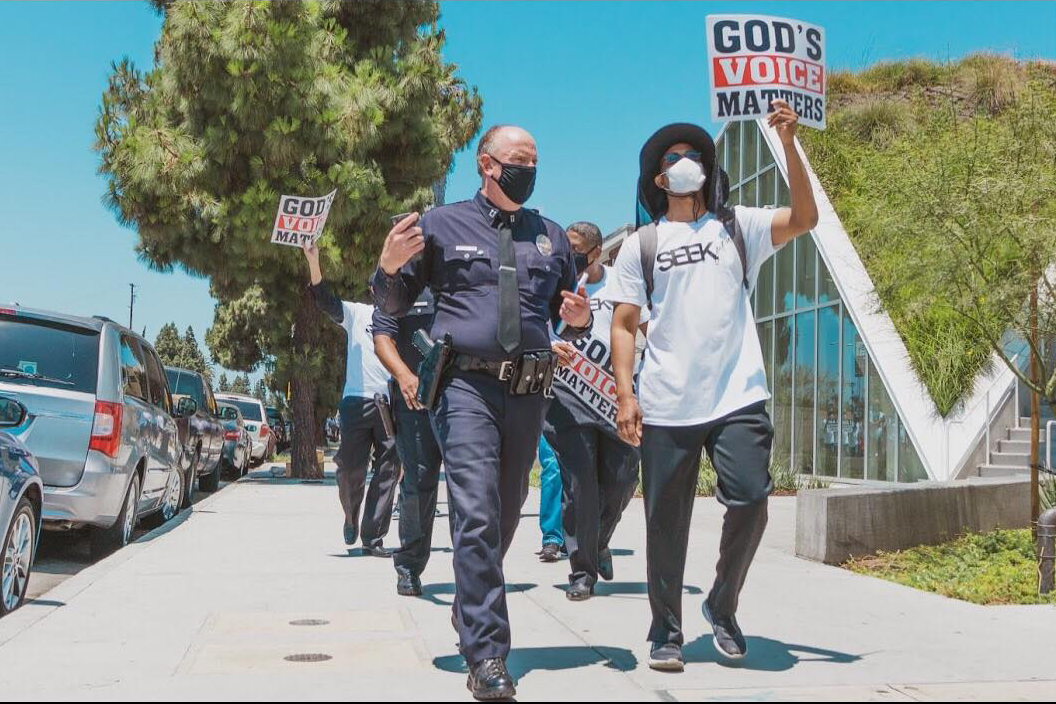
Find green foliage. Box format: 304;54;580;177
799;55;1056;414
95;1;483;466
231;373;251;396
845;529;1056;605
254;378;268;404
153;321;212;379
218;372;230;392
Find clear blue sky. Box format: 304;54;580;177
1;1;1053;384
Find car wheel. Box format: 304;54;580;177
199;454;222;493
1;497;36;616
180;448;200;510
143;469;183;528
90;473;140;560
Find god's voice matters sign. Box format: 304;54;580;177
270;190;337;247
706;15;826;130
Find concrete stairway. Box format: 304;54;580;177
976;418;1052;478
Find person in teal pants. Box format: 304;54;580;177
537;436;565;561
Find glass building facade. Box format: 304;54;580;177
716;121;928;482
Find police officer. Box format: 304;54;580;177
371;291;443;597
544;221;645;601
302;241;400;558
372;124;592;700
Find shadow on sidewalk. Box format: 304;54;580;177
433;644;638;678
683;634;862;672
550;582;703;597
419;582;538;606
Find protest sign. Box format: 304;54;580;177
706;14;826;130
553;344;619;430
270;190;337;247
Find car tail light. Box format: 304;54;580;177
224;430;239;441
89;400;123;458
260;424;269;438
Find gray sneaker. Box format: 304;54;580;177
703;599;747;659
648;641;684;672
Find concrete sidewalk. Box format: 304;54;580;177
1;463;1054;701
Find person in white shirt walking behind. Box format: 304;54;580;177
609;100;818;671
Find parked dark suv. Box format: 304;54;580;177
266;406;288;453
164;367;225;498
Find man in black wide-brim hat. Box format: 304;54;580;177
608;100;819;672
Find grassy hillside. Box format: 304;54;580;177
799;55;1056;415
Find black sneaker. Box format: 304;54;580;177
598;548;614;581
342;521;358;546
365;545;394;558
648;641;684;672
703;599;747;659
467;657;516;700
566;581;593;601
538;543;561;562
397;573;422;597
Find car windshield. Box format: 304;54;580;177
165;369;205;408
224;398;262;421
0;313;99;393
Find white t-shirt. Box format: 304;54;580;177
550;266;648;430
340;301;390;400
608;206;780;426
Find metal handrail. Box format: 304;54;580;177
943;351;1023;475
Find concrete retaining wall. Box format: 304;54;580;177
795;476;1031;564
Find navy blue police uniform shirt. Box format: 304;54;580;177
371;289;436;370
371;191;590;360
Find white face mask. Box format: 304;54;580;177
663;157;706;196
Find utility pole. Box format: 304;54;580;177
128;283;137;330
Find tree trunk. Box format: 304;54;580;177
290;286;322;480
1030;284;1040;543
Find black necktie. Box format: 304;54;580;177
496;222;520;354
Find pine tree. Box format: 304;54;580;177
218;373;230;393
182;326;212;381
231;373;251;396
96;0;481;477
153;322;183;368
254;378;269;405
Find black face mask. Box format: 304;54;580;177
489;157;536;204
573;252;590;274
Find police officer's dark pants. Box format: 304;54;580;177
544;424;639;589
393;394;443;578
431;370;547;665
641;401;773;646
335;395;400;550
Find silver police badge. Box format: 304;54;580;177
535;234;553;256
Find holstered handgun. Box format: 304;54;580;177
414;330;454;410
509;349;557;397
374;392;396;440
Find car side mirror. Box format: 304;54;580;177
176;396;198;418
0;396;27;427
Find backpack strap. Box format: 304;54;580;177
637;222;659;311
720;207;750;290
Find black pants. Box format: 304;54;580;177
393;394;444;579
543;418;639;589
431;370;548;665
642;400;773;646
335;395;400;550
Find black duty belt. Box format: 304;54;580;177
452;350;557;396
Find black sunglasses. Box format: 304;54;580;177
662;150;703;165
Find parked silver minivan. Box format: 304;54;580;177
0;304;194;558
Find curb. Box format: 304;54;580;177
0;471;247;646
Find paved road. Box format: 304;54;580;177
2;461;1055;701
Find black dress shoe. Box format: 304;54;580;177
397;573;422;596
598;548;614;581
566;581;593;601
467;657;515;700
365;545;394;558
538;543;561;562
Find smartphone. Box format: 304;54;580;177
390;212;414;226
